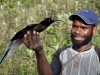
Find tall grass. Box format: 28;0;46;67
0;0;100;75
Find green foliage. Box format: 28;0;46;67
0;0;100;75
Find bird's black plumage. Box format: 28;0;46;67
0;18;59;64
11;24;37;41
11;18;55;41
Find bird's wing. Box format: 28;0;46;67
11;24;37;41
11;30;23;41
0;39;23;63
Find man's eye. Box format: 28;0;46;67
82;27;87;30
73;25;77;28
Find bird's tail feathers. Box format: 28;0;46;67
7;39;23;57
0;39;23;63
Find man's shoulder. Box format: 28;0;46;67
95;45;100;50
94;45;100;56
94;45;100;61
94;45;100;53
53;46;71;57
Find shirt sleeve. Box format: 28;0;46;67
50;46;68;75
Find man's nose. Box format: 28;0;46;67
76;28;82;34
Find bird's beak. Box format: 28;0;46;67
53;18;66;24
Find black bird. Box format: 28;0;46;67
0;18;65;64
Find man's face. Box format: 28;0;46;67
71;19;95;48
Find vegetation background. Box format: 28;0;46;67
0;0;100;75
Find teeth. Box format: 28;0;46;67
74;37;83;40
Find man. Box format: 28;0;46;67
23;8;100;75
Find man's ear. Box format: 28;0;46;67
93;26;97;35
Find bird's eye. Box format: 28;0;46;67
45;18;52;22
49;19;51;21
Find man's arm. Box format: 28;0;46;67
23;31;52;75
35;50;52;75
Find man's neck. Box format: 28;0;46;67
72;42;92;52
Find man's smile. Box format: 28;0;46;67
74;36;84;41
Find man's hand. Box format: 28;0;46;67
23;30;43;53
23;30;53;75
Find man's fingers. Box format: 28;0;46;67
23;30;42;50
36;32;40;43
23;34;28;47
27;31;32;42
27;31;34;49
32;31;40;42
23;31;33;49
33;31;37;40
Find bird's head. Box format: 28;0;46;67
40;18;66;26
40;18;55;26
